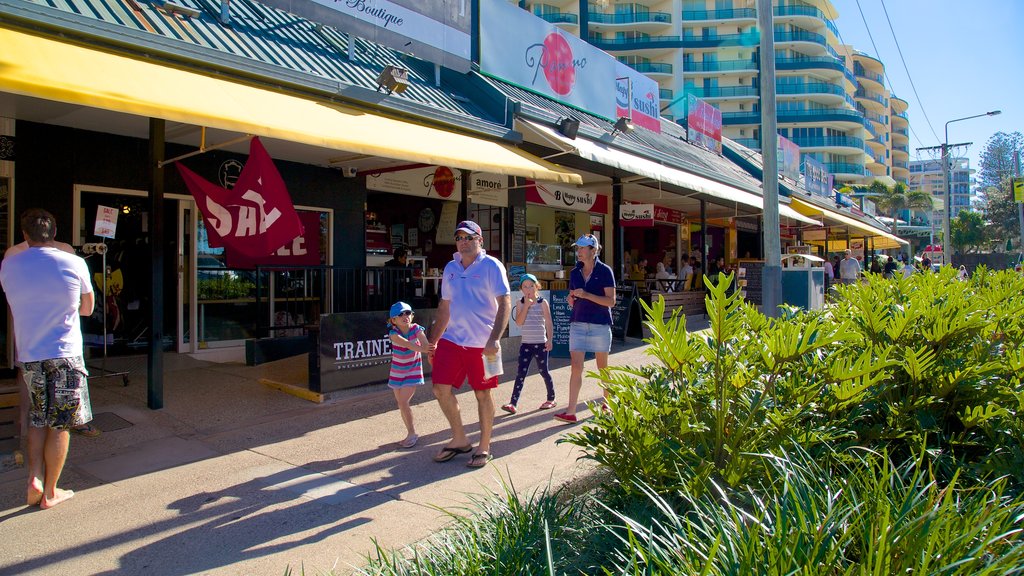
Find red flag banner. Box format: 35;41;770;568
176;137;303;258
225;211;321;268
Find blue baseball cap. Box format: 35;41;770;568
389;301;413;318
520;273;539;286
455;220;482;236
573;234;598;248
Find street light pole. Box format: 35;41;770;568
943;110;1001;267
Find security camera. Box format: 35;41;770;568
341;166;358;178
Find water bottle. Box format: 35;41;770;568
483;345;503;379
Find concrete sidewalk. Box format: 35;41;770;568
0;334;674;575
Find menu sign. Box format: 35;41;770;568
611;284;637;341
548;290;572;358
511;205;526;262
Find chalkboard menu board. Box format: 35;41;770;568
738;261;764;305
511;205;526;263
549;290;572;358
611;284;637;341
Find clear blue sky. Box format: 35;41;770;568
829;0;1023;176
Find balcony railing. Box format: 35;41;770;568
790;135;865;149
854;67;885;85
659;87;673;100
732;137;761;149
893;145;909;154
893;128;909;137
625;61;674;74
774;30;827;47
679;32;760;47
591;35;681;48
536;12;579;25
589;11;672;25
683;59;758;72
682;8;756;20
776;82;846;97
855;88;888;107
827;162;866;175
688;85;758;98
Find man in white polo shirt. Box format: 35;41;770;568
428;220;510;469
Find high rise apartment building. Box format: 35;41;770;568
909;157;972;219
523;0;909;186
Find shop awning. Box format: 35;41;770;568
790;196;908;249
0;27;581;185
518;119;819;226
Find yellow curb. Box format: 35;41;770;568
259;378;324;403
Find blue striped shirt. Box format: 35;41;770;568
388;324;425;388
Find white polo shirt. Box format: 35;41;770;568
440;250;510;348
1;246;93;362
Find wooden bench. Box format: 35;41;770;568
648;290;705;323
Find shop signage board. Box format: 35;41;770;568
435;201;460;245
778;135;801;182
803;156;833;197
835;191;853;208
366;165;463;201
654;205;685;225
479;1;660;132
1013;178;1024;203
94;205;118;239
526;181;609;214
313;308;436;393
611;283;637;341
686;95;722;154
511;205;527;262
620;203;654;227
548;290;572;358
259;0;472;72
468;172;509;207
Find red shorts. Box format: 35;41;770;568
431;338;498;391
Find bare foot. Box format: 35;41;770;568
26;479;43;506
40;488;74;509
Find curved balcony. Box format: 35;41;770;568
891;96;909;114
773;5;840;39
790;135;865;152
892;128;909;143
854;68;885;89
776;82;847;103
861;109;887;127
681;8;756;22
680;32;760;48
854;88;888;111
590;35;683;52
827;162;866;177
865;138;885;153
866;161;888;177
892;145;909;159
721;111;760;125
536;12;579;26
774;30;827;48
624;61;674;76
777;107;866;125
683;59;758;73
659;88;673;101
689;85;759;99
588;11;672;27
891;111;909;127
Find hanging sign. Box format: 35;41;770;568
620;204;654;227
366;166;463;201
526;181;608;214
94;205;119;239
654;205;685;224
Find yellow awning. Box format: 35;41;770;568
0;27;581;185
790;196;908;249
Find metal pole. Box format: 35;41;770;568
1016;150;1023;256
757;0;781;316
942;139;950;267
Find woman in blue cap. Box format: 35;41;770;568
554;234;616;424
501;273;555;414
387;301;433;448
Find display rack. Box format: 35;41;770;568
82;240;130;386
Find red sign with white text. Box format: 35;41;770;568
526;182;608;214
226;211;321;268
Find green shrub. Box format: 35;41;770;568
565;268;1024;495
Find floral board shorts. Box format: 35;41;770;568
23;356;92;430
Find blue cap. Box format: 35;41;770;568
573;234;598;248
389;301;412;318
520;273;539;286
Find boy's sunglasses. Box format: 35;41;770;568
399;310;413;317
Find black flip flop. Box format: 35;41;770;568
433;444;473;463
466;452;492;468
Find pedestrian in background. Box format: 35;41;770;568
555;234;615;424
386;301;432;449
501;274;555;415
1;209;95;508
839;249;861;285
427;221;510;468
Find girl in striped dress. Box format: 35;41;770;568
387;301;433;449
501;274;556;414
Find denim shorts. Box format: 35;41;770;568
569;322;612;353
